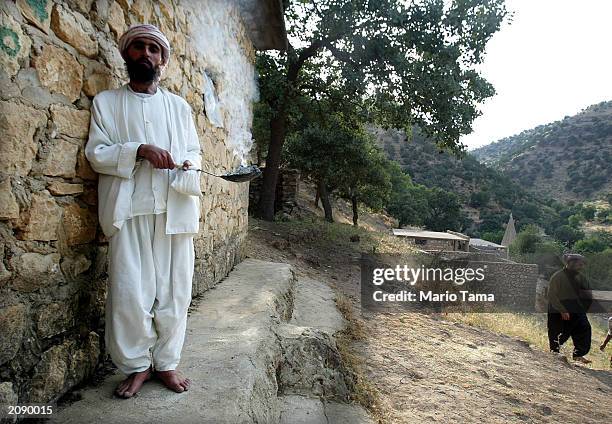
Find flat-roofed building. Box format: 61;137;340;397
392;229;470;252
469;238;508;259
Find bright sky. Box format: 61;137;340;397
461;0;612;150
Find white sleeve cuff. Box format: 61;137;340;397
117;142;145;178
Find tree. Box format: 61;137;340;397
553;225;584;247
423;187;463;231
581;205;597;221
387;183;430;228
284;115;391;224
469;191;490;207
481;230;504;244
574;231;612;254
509;225;543;255
337;144;393;226
255;0;510;220
567;214;584;228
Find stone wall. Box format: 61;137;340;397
425;252;539;311
469;245;508;260
248;167;300;217
401;237;456;251
472;260;540;311
0;0;256;404
435;250;512;263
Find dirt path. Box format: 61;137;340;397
355;311;610;423
246;192;611;423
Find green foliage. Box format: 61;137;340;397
597;209;610;223
481;230;504;244
582;249;612;291
424;188;463;232
574;231;612;254
509;224;543;255
534;240;565;256
581;205;597;220
553;225;584;247
567;214;584;228
386;182;430;228
283;114;392;213
385;175;464;232
254;0;510;151
469;191;490;207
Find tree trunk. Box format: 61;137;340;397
351;195;358;226
255;46;316;220
256;112;287;221
314;187;320;208
318;180;333;222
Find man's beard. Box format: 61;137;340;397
125;57;162;83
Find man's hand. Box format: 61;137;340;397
561;312;570;320
137;144;175;169
182;160;192;170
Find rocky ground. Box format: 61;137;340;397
245;183;611;424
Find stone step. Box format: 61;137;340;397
50;259;375;423
289;276;347;335
279;394;373;424
276;277;375;424
50;259;295;424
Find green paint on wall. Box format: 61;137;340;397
26;0;49;22
0;27;20;57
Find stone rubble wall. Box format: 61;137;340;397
248;167;300;216
401;237;456;251
0;0;255;404
438;249;511;263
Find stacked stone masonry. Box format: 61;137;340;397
0;0;258;404
248;167;300;216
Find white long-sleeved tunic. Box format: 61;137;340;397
85;83;202;238
125;85;170;216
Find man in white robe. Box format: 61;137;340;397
85;24;201;398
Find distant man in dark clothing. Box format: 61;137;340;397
547;253;593;364
600;317;612;368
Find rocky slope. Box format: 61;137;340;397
369;126;555;235
472;101;612;201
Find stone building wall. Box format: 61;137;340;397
0;0;256;404
401;237;455;251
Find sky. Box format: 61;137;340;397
460;0;612;150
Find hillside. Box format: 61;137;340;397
369;126;556;237
245;185;611;424
472;101;612;201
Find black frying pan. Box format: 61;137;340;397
177;164;262;183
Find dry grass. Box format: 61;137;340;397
265;214;418;259
334;291;389;424
446;312;611;370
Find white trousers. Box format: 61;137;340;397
105;212;194;375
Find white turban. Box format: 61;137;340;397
563;253;586;265
118;24;171;65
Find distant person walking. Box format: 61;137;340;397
547;253;593;364
600;317;612;367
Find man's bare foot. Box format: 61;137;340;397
155;369;191;393
115;366;152;398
